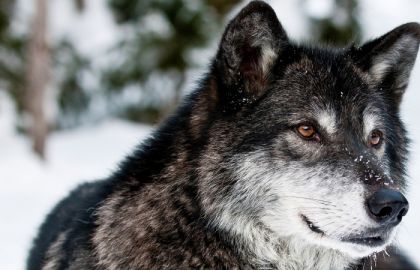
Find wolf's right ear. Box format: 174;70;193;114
352;23;420;106
213;1;288;113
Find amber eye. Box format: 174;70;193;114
297;124;317;139
369;130;383;147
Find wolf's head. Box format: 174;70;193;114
193;0;420;264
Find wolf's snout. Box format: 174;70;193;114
367;188;409;225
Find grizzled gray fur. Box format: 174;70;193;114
27;1;420;269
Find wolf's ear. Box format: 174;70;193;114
214;1;288;113
352;23;420;106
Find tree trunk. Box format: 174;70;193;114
25;0;49;159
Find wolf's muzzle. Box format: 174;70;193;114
367;188;409;226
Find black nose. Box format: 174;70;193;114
367;188;409;225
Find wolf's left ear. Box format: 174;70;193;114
352;23;420;106
214;1;288;113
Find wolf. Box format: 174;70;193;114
27;1;420;269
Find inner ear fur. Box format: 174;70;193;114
352;23;420;106
213;0;288;113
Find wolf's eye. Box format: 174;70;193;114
369;130;383;147
297;124;318;140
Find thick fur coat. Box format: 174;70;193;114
27;1;420;269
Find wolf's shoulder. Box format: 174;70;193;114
26;179;115;270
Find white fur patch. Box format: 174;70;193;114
363;112;379;139
260;46;277;74
248;13;278;75
369;35;419;87
317;109;337;135
42;230;69;270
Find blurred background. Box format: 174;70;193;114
0;0;419;269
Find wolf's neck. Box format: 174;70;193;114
225;222;356;270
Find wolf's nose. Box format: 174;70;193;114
367;188;409;225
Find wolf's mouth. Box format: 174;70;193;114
301;215;324;235
343;228;390;247
301;214;388;248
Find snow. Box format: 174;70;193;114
303;0;335;19
1;0;420;269
266;0;309;40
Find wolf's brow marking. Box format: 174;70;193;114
317;110;337;135
363;112;380;138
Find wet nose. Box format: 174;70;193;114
367;188;409;225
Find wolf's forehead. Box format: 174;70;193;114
290;50;366;78
282;54;366;93
274;52;383;133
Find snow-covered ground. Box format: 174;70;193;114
1;0;420;269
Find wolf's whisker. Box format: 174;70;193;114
284;206;336;211
280;196;335;205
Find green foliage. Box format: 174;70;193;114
74;0;85;12
104;0;240;123
307;0;361;46
53;40;92;128
0;35;26;112
119;104;163;124
0;0;241;129
0;0;15;36
0;0;27;115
